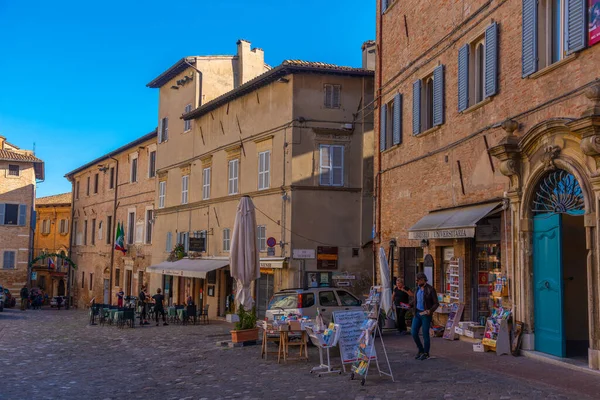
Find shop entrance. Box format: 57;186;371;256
532;170;588;359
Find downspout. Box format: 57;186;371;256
374;6;384;285
67;179;75;309
108;157;119;306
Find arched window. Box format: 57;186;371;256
532;170;584;215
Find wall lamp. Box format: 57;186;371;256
98;165;109;173
420;239;429;248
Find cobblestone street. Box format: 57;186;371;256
1;308;600;400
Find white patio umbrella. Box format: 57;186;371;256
379;247;394;319
230;195;260;310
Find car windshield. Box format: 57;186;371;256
268;293;298;309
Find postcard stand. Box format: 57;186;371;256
306;323;342;377
348;286;394;386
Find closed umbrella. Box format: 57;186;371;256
379;247;393;319
230;196;260;310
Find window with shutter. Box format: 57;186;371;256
228;159;239;195
84;220;88;245
319;145;344;186
130;156;138;183
146;210;153;244
91;219;96;245
94;173;99;194
106;216;112;244
381;0;388;14
3;251;16;269
324;84;341;108
458;44;470;112
8;165;19;176
181;175;189;204
166;232;172;252
160;117;169;142
159;181;166;208
109;168;115;189
433;65;445;127
258;151;270;190
76;181;80;199
127;212;135;245
412;80;421;135
86;176;90;196
149;151;156;178
319;145;331;186
566;0;586;54
223;228;231;252
202;168;211;200
392;93;402;146
257;226;267;251
522;0;538;77
484;22;499;98
184;104;192;131
379;103;387;151
98;221;103;241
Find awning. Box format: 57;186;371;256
408;202;501;240
146;258;229;279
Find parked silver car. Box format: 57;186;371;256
265;287;363;324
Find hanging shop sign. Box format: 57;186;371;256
292;249;315;259
476;218;501;242
259;258;286;269
408;228;474;240
188;237;206;252
317;246;338;269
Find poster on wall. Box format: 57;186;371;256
590;0;600;46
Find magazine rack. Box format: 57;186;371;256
306;323;342;377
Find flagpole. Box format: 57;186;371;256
108;157;119;306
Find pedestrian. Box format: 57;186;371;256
411;272;439;361
20;285;29;311
152;288;168;326
138;285;150;325
56;295;63;310
116;288;125;308
392;279;413;335
186;294;194;306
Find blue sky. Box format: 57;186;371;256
0;1;375;197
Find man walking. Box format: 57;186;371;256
20;285;28;311
138;285;149;325
152;288;168;326
392;279;413;335
411;273;439;360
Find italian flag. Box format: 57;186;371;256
115;222;127;255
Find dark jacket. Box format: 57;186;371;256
411;284;439;314
20;287;29;299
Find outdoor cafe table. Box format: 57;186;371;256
177;308;187;322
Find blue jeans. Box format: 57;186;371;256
411;312;432;354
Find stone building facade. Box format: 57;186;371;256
32;193;72;299
0;136;44;294
65;132;157;308
375;0;600;368
147;40;375;319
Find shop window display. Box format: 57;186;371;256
476;243;502;322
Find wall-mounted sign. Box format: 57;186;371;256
189;237;206;252
266;237;277;248
31;272;37;280
293;249;315;259
267;247;275;256
317;246;338;269
332;272;355;280
260;260;285;269
408;228;474;240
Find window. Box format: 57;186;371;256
109;167;115;189
202;168;211;200
457;23;499;112
159;117;169;143
381;0;388;14
149;151;156;178
59;219;69;235
413;64;445;135
184;104;192;131
91;219;96;245
41;219;51;234
146;209;153;244
319;291;338;307
93;173;99;194
81;271;85;289
337;290;361;306
223;228;231;252
181;175;189;204
138;271;144;294
0;204;27;226
130;155;138;183
258;151;270;190
379;93;403;151
257;225;266;251
106;216;112;244
98;221;103;241
319;145;344;186
228;159;239;195
86;176;90;196
2;251;15;269
89;273;93;290
159;181;166;208
127;211;135;245
178;231;190;253
8;165;19;176
324;84;341;108
74;221;80;245
522;0;586;77
166;231;172;252
75;181;80;199
115;268;121;287
83;220;88;245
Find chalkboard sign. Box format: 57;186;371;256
332;310;376;364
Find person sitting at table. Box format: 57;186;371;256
152;288;168;326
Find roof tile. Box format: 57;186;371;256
0;149;43;163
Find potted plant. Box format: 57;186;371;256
230;305;258;343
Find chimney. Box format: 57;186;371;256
236;39;266;86
0;136;5;150
362;40;376;71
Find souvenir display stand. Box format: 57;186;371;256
345;286;394;386
443;303;465;340
306;323;342;377
481;307;512;355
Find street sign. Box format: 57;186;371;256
267;247;275;256
293;249;315;259
189;237;206;252
266;237;277;248
317;246;338;269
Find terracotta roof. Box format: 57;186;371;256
36;192;72;206
0;149;43;163
182;60;374;121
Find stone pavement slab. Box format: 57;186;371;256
0;308;597;400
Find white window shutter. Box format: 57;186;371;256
265;151;270;188
320;146;332;185
332;146;344;186
164;117;169;141
158;119;163;143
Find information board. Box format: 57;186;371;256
332;310;376;364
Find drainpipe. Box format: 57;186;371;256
374;6;384;283
67;179;75;310
108;157;119;306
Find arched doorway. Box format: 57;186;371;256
57;279;66;296
531;169;589;359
